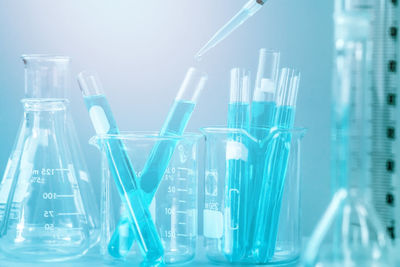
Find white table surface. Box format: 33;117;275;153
0;238;301;267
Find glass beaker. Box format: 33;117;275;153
90;132;200;265
201;126;305;265
0;55;99;262
303;0;394;266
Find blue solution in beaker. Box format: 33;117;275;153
246;101;276;252
84;94;164;264
250;101;277;138
253;105;295;261
108;99;196;258
224;102;250;261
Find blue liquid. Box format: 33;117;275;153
223;103;250;261
141;100;195;198
253;106;295;261
246;101;276;254
250;101;276;139
108;100;195;258
84;95;164;264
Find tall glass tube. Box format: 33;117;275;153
252;68;300;261
304;0;393;265
246;50;280;255
223;68;251;262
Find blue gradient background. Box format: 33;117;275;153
0;0;332;238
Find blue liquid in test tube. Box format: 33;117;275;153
77;72;164;265
223;68;251;261
246;50;280;252
107;68;207;258
140;100;195;199
253;69;300;261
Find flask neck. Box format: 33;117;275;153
22;99;69;130
22;55;70;99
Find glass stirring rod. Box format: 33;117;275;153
108;68;207;258
77;72;164;265
195;0;267;60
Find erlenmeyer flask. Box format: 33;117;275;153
0;55;99;261
304;0;393;265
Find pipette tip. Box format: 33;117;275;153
194;54;202;62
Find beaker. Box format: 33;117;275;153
201;126;305;265
0;55;99;261
303;0;394;266
91;132;200;265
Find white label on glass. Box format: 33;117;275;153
226;141;248;161
150;198;156;220
79;170;89;182
89;105;110;134
261;78;275;93
203;209;223;238
119;222;130;237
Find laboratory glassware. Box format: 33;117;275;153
303;0;394;266
252;68;300;261
105;68;207;258
90;132;200;265
77;72;164;265
250;49;280;138
247;49;280;252
201;126;305;264
196;0;268;60
223;68;251;261
368;0;400;247
0;55;99;261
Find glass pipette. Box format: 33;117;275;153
246;49;280;254
253;68;300;261
224;68;251;261
195;0;266;60
77;72;164;265
107;68;207;258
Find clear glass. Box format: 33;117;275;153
201;126;305;265
224;69;251;261
303;1;394;265
78;72;164;264
252;49;280;103
0;55;99;262
78;68;207;262
90;132;200;265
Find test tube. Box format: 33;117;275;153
250;49;280;137
107;68;207;258
140;68;207;199
246;49;280;254
223;68;251;261
253;68;300;261
77;72;164;264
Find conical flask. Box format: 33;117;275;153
0;55;99;261
304;0;393;265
